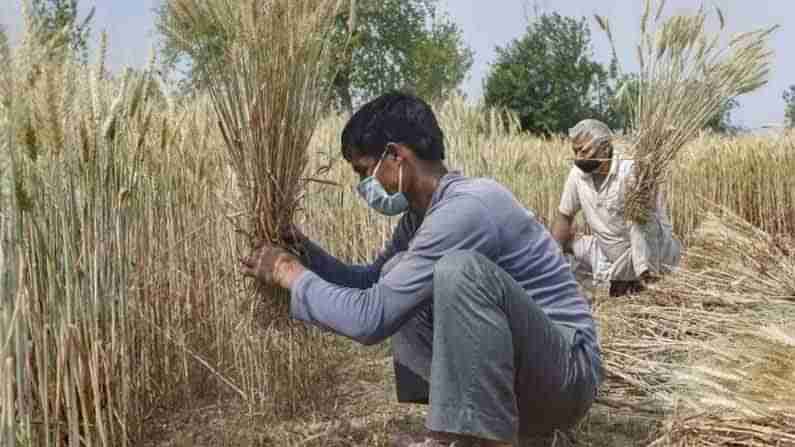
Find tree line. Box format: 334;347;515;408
8;1;795;132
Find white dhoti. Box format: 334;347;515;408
570;225;681;290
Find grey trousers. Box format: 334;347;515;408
389;251;598;444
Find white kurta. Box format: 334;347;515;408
559;153;681;284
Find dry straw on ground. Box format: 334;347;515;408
593;210;795;446
650;210;795;306
651;212;794;446
597;0;777;223
655;324;795;446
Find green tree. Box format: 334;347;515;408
407;17;473;102
331;0;472;110
784;85;795;128
29;0;94;62
155;0;472;110
483;12;612;135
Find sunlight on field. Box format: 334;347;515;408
2;33;794;447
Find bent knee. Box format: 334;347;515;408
433;250;484;281
432;251;496;302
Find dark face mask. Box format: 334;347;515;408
574;159;601;173
574;145;613;174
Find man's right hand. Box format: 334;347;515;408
551;211;576;254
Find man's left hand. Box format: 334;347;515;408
240;241;305;289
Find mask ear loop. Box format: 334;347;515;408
398;161;403;194
385;143;402;193
371;153;385;179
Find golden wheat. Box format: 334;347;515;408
2;21;794;445
597;0;777;224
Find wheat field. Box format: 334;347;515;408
2;32;795;447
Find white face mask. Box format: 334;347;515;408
356;150;410;216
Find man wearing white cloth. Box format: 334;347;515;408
551;119;681;297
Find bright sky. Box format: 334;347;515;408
1;0;791;129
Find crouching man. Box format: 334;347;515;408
240;93;602;446
551;119;681;297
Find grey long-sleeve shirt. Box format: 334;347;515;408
290;173;599;357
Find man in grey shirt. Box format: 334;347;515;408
241;93;602;446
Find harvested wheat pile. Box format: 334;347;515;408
594;297;747;419
649;211;795;306
595;210;795;446
644;212;795;445
654;324;795;446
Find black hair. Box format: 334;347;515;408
341;91;445;161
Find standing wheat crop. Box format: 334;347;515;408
0;29;21;446
163;0;354;417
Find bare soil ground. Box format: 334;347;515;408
142;343;655;447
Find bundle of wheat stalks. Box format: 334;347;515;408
596;0;777;223
595;211;795;443
164;0;355;418
168;0;352;324
166;0;348;284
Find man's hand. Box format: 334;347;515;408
638;270;660;286
279;224;307;248
551;211;576;254
240;241;305;289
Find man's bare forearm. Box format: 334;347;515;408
551;212;575;254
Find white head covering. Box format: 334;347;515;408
568;119;613;147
